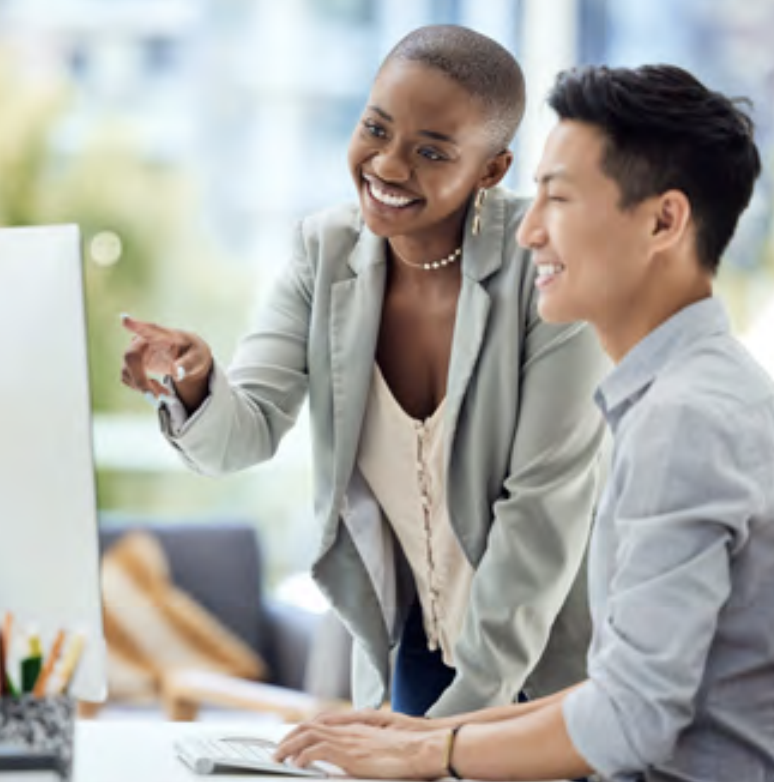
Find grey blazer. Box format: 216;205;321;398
164;186;609;717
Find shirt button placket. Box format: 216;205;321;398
415;419;441;650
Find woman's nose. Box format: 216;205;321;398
371;144;412;183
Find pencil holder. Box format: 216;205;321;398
0;694;76;779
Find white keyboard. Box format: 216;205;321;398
174;735;327;777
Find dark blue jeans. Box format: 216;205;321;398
391;599;455;715
392;599;530;715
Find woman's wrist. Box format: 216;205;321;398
174;361;213;414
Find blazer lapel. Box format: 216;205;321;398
445;281;491;468
445;187;508;467
329;228;386;493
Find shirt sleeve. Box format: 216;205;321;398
157;222;314;476
562;399;760;780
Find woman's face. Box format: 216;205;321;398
348;59;506;243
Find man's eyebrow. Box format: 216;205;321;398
534;169;573;185
365;105;457;144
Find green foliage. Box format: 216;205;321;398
0;50;189;412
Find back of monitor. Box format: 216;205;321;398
0;224;106;701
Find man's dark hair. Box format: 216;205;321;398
383;25;525;154
547;64;761;272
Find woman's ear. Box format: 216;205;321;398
479;150;514;189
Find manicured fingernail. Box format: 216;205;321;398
144;392;159;409
120;312;130;321
176;366;186;381
158;394;174;405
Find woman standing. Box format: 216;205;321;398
121;25;608;718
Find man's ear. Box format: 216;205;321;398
479;150;514;189
651;189;692;253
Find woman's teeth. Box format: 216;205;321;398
368;181;416;208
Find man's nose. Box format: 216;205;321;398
516;202;546;249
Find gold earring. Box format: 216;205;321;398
472;188;487;236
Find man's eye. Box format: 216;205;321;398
548;194;567;203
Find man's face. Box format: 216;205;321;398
517;120;654;327
348;59;501;241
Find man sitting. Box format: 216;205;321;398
277;63;773;782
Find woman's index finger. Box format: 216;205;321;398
121;314;171;341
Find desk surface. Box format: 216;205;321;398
72;720;570;782
73;721;284;782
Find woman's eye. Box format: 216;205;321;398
363;121;387;139
547;194;567;203
418;147;446;162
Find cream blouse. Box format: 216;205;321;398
357;365;475;666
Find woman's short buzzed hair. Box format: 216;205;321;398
382;25;526;153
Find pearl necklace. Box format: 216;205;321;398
393;246;462;271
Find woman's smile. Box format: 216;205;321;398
363;173;421;209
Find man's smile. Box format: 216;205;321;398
535;261;566;288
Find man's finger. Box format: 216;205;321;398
294;740;341;772
314;709;379;727
275;729;310;761
276;726;329;762
278;723;307;746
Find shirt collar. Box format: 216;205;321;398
595;297;730;422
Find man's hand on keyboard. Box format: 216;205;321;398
275;723;450;779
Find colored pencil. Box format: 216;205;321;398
32;629;67;697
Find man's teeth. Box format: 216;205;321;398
369;182;415;208
536;263;565;279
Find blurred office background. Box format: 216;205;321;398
1;0;773;597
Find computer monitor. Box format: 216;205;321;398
0;224;106;701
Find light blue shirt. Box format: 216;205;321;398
564;298;774;782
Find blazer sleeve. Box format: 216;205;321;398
428;308;608;717
161;222;314;475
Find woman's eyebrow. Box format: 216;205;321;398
366;105;457;144
367;105;393;121
418;129;457;144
